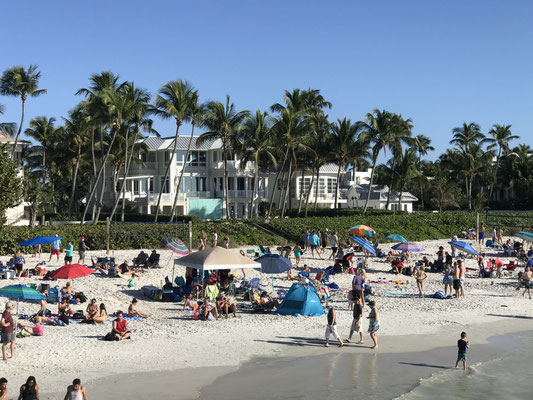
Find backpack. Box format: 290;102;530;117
104;332;114;341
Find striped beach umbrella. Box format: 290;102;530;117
515;231;533;242
163;238;190;255
448;241;479;256
349;225;375;237
350;236;376;256
391;242;425;252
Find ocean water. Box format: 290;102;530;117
398;334;533;400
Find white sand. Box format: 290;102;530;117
0;237;531;397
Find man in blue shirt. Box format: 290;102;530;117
49;235;61;263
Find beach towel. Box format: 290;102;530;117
383;291;408;296
205;284;219;301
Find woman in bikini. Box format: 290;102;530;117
415;266;427;298
93;303;108;325
128;298;151;318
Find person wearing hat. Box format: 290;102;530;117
49;234;62;263
78;236;90;265
324;302;343;348
1;302;15;361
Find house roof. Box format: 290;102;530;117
142;136;216;151
0;131;31;145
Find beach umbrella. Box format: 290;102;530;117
17;236;63;247
174;247;259;271
448;241;479;256
349;236;376;256
515;231;533;242
349;225;375;237
527;257;533;269
50;264;94;280
162;238;190;255
254;254;292;290
0;284;46;317
392;242;425;253
385;234;407;243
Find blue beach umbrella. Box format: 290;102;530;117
448;241;479;256
526;257;533;269
350;236;377;256
515;232;533;242
18;236;63;247
385;234;407;243
392;242;425;253
254;254;292;290
0;284;46;316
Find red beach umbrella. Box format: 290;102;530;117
50;264;94;280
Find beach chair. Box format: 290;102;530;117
174;276;186;287
246;249;256;257
47;286;61;304
257;245;271;256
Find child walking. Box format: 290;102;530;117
455;332;470;370
346;296;364;344
324;303;344;348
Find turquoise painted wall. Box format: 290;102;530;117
188;199;223;220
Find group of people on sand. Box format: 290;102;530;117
184;294;237;320
198;229;230;250
0;376;88;399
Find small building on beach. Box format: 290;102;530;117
345;184;418;213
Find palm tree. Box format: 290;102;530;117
239;110;278;218
24;116;57;184
357;109;406;215
330;118;358;209
0;65;47;159
0;104;17;137
393;149;420;210
410;134;434;209
450;122;484;152
198;96;249;219
483;124;519;198
169;94;205;223
151;80;196;221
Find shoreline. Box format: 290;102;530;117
40;318;533;399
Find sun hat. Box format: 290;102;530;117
325;302;332;308
5;302;13;309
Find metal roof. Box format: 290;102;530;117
142;136;217;151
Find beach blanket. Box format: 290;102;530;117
383;291;408;296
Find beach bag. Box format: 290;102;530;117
73;311;84;320
434;290;446;299
104;332;114;341
75;292;87;303
32;324;44;336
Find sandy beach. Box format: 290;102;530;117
0;237;531;398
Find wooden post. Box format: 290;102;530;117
106;217;110;255
188;220;193;252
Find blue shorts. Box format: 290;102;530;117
457;352;467;362
311;245;317;250
479;232;485;240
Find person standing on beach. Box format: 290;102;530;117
498;227;504;245
458;260;466;298
328;231;339;261
0;377;7;400
309;230;321;259
324;303;343;347
64;378;88;400
321;228;329;257
367;300;379;349
199;229;207;250
78;236;90;265
415;266;427;298
212;231;218;247
478;223;485;245
455;332;470;370
64;240;74;265
346;296;364;344
491;227;497;246
452;261;461;298
49;234;62;263
14;249;25;279
1;302;15;361
304;230;310;252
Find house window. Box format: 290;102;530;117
141;153;147;162
195;177;207;192
213;151;218;162
356;177;360;185
160;176;170;193
164;151;170;164
199;151;206;166
237;177;245;191
327;178;337;194
404;204;408;211
141;179;147;193
228;177;234;191
176;151;186;166
133;180;140;194
187;151;207;166
299;177;313;196
149;178;154;193
318;179;326;196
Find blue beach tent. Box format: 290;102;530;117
275;284;325;317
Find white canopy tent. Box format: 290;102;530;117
173;246;259;271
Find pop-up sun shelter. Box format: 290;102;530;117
275;283;325;316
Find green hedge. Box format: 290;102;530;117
0;221;286;255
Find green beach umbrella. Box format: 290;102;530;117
385;234;407;242
0;284;46;317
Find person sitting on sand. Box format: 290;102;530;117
35;295;47;318
92;303;108;325
110;311;131;340
133;251;148;268
61;282;74;298
287;269;300;281
119;261;140;277
259;292;279;309
17;317;44;337
58;298;73;317
183;294;196;311
200;298;218;321
147;250;160;268
216;295;237;318
128;298;151;318
0;377;7;400
85;299;98;321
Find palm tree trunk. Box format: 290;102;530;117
41;143;46;184
398;189;403;212
278;170;288;212
362;156;378;215
489;147;502;200
94;162;106;224
81;126;120;224
10;98;25;159
304;166;315;217
297;167;305;215
314;167;321;211
170;123;195;222
468;177;473;210
109;127;135;222
90;129;97;221
281;158;292;217
267;148;289;217
249;161;258;219
68;141;82;216
120;130;139;222
334;163;342;209
154;122;181;221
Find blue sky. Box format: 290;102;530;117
1;0;531;159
